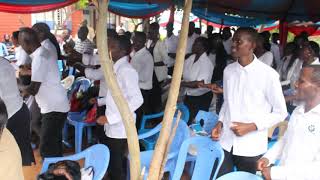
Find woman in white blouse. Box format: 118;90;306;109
255;34;274;67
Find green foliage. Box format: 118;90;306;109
75;0;89;10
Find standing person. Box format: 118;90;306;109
0;57;35;166
222;27;232;55
255;34;274;66
0;97;24;180
182;37;214;124
185;22;200;56
206;25;214;39
257;65;320;180
212;27;287;177
271;33;281;68
96;36;143;180
32;23;62;60
165;22;179;76
11;30;32;67
131;31;154;129
19;28;70;159
147;22;168;113
74;26;95;56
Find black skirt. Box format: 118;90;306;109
7;103;35;166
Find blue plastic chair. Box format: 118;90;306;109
138;104;189;150
40;144;110;180
129;120;190;180
217;171;263;180
172;136;224;180
57;60;64;79
63;78;96;153
194;110;219;134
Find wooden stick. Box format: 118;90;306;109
159;111;182;180
147;0;193;179
95;0;141;180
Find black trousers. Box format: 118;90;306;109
101;136;128;180
96;105;106;143
136;89;153;130
216;148;262;178
40;112;67;158
7;103;35;166
184;91;213;125
168;66;174;76
150;72;162;113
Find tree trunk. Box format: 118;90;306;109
94;0;141;179
147;0;193;179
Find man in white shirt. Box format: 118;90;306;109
131;32;153;129
96;36;143;180
165;22;179;76
147;22;168;113
255;35;274;66
222;27;233;55
19;28;70;159
182;37;214;124
257;65;320;180
211;27;287;177
74;26;95;56
186;22;200;56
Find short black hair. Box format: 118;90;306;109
196;36;209;52
32;22;50;33
116;35;132;55
79;26;89;34
107;28;118;38
0;97;8;138
236;27;258;43
309;41;320;56
12;31;19;40
134;31;146;43
19;28;40;45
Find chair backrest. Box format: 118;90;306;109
172;136;224;180
216;171;263;180
68;77;91;99
176;103;190;124
268;120;288;141
40;144;110;180
168;120;190;157
195;110;219;134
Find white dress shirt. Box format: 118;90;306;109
183;53;213;96
30;46;70;114
151;40;168;82
219;56;287;156
223;37;232;55
83;54;108;106
0;58;23;118
263;104;320;180
186;33;200;54
104;56;143;139
271;42;281;68
164;35;179;67
41;39;58;60
130;47;153;90
208;53;216;67
259;51;274;66
15;46;31;66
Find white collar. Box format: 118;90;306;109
296;103;320;115
29;46;43;59
134;47;147;57
113;56;129;71
41;38;50;45
235;55;259;72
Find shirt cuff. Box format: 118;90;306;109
271;166;286;180
106;113;121;125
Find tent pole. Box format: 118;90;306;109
147;0;193;179
94;1;141;180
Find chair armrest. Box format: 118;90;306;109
140;111;164;131
138;123;162;139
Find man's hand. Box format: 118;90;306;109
261;167;272;180
211;121;223;141
97;115;108;125
230;122;257;136
199;83;223;94
257;157;270;171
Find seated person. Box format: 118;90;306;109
257;65;320;180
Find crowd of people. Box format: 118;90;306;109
0;19;319;180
